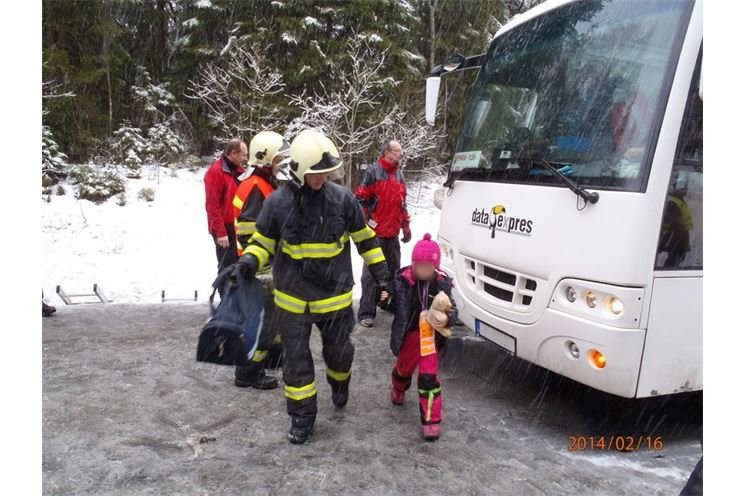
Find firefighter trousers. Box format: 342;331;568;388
277;306;356;420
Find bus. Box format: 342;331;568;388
426;0;702;398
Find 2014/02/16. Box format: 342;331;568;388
568;435;664;452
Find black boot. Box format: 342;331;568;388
330;380;350;410
42;301;56;317
288;416;315;445
234;368;279;390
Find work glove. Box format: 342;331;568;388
231;254;258;280
401;226;412;244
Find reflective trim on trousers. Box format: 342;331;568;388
326;368;351;382
285;381;317;401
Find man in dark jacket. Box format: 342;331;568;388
204;139;247;288
354;139;412;328
232;130;389;444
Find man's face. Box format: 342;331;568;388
304;172;329;190
229;143;248;166
385;141;403;165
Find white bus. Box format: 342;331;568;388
426;0;702;398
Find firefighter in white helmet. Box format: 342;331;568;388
231;130;290;390
232;129;389;444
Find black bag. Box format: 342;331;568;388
196;267;264;366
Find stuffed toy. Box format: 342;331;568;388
425;291;453;338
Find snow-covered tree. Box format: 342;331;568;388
68;164;126;204
384;109;447;173
147;117;187;164
42;126;69;183
186;39;285;142
109;123;150;178
286;38;398;188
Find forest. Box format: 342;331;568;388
42;0;541;197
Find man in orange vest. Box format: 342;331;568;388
231;131;289;390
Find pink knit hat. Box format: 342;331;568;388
411;233;440;269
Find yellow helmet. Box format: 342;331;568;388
287;130;342;184
249;131;290;167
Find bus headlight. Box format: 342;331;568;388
565;286;577;303
585;291;597;308
607;297;624;315
550;279;644;328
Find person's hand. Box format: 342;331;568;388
401;227;412;244
376;283;389;303
231;255;257;280
217;236;230;248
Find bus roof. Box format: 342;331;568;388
492;0;578;42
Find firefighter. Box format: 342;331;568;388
232;130;389;444
231;131;290;390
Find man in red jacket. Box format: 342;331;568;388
204;138;247;292
355;139;412;327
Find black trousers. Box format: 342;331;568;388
358;236;401;321
278;306;356;419
212;223;238;297
235;274;280;378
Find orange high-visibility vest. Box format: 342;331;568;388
233;174;275;256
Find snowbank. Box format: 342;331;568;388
42;169;444;305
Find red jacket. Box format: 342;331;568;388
204;155;245;238
354;157;410;238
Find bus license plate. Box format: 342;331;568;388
475;319;516;355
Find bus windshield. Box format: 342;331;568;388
451;0;693;192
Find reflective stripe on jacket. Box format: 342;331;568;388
232;169;276;256
244;181;389;314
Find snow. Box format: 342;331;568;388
401;49;425;62
195;0;212;8
42;169;444;305
311;40;326;59
357;33;383;43
220;36;236;56
281;32;298;45
303;16;322;29
182;17;199;28
565;452;692;482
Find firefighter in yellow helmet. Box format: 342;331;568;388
232;129;389;444
231;130;290;390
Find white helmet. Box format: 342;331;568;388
286;130;342;184
249;131;290;167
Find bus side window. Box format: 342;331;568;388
655;54;703;270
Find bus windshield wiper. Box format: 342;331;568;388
538;160;599;204
444;167;494;187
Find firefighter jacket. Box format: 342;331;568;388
232;167;276;256
243;180;389;315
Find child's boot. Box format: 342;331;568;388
422;423;441;440
391;387;405;405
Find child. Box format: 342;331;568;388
380;233;457;440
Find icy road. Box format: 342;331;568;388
43;304;702;495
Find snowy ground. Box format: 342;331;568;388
42;304;702;495
41;167;444;305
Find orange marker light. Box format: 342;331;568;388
589;349;607;369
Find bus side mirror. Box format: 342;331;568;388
425;76;441;126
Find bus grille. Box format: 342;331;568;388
462;256;538;311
